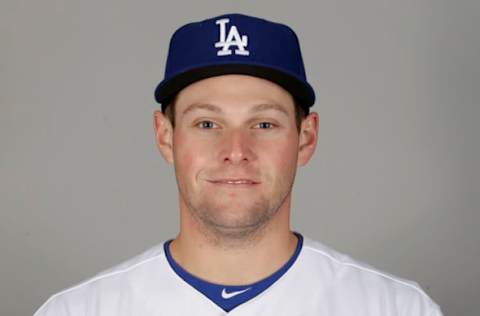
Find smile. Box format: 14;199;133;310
207;179;260;185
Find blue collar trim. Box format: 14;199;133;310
163;232;303;312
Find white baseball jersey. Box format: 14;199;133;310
33;235;442;315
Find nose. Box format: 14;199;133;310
219;128;256;165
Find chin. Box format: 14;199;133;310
198;203;274;235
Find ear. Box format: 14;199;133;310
153;110;174;165
297;111;319;166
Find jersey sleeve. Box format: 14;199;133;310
428;305;444;316
33;295;70;316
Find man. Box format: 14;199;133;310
34;13;442;315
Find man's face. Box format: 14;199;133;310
157;75;316;239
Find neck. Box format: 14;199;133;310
169;195;297;285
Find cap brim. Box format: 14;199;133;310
154;64;315;113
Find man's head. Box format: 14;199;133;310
154;74;318;242
153;13;318;243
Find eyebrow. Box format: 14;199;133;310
250;103;290;117
181;102;290;117
182;103;222;116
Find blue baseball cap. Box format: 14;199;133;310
154;13;315;113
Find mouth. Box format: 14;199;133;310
207;179;260;186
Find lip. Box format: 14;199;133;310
207;179;260;185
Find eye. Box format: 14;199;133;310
196;120;218;129
255;122;275;129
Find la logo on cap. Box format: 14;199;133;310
214;18;250;56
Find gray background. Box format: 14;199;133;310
1;0;479;315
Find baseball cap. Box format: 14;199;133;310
154;13;315;114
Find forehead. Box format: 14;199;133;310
173;75;295;115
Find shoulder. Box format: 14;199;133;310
33;242;167;316
297;236;442;315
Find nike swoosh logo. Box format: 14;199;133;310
221;287;251;299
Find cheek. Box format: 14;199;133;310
173;133;211;180
259;136;299;177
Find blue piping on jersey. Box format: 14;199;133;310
164;232;304;312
